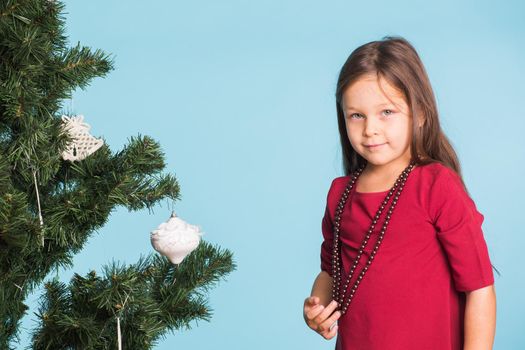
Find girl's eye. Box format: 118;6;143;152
348;110;395;119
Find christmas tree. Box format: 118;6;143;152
0;1;235;348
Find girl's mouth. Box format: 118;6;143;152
365;143;386;149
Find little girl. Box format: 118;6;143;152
303;36;496;350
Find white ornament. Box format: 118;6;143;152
60;114;104;161
150;211;202;264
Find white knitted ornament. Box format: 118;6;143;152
61;114;104;161
151;212;202;264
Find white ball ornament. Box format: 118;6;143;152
150;211;202;264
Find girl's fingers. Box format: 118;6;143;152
303;296;320;319
320;323;339;340
305;296;319;306
305;299;340;328
302;297;341;340
305;303;324;320
313;300;339;324
318;309;342;334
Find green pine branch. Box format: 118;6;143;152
31;241;236;349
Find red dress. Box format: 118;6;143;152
320;162;494;350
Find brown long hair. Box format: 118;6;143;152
335;35;467;192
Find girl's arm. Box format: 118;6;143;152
463;284;496;350
310;271;333;307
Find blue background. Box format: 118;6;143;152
16;0;524;349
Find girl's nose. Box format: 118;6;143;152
363;119;380;136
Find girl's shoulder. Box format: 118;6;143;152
330;174;352;188
324;175;352;206
416;161;465;192
416;162;480;221
326;174;353;199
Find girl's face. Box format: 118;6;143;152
341;74;415;175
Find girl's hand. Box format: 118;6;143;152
303;296;341;340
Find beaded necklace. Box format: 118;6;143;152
332;160;416;315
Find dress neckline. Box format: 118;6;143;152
353;164;421;195
354;189;391;195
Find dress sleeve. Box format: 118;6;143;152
429;167;494;292
320;179;336;277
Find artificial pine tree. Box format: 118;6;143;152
0;1;235;348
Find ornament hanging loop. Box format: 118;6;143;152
31;165;44;246
115;293;129;350
117;316;122;350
